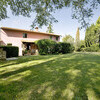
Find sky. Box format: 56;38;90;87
0;6;100;41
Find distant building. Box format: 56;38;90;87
0;27;60;56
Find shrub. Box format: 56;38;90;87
81;48;86;52
84;47;91;52
0;46;19;58
35;39;56;55
58;42;74;54
70;44;75;52
83;43;100;52
53;43;62;54
76;48;81;52
90;44;100;52
35;39;74;55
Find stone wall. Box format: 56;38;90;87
0;48;6;60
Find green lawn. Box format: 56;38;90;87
0;53;100;100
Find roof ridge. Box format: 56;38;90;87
1;27;60;36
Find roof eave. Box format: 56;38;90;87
1;27;61;36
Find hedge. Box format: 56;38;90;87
58;42;74;54
0;46;19;58
35;39;74;55
35;39;56;55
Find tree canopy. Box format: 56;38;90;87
85;16;100;47
62;35;74;45
0;0;100;28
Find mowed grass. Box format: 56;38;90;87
0;53;100;100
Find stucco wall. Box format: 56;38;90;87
0;29;60;56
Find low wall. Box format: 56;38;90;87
0;48;6;60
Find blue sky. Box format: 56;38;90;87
0;7;100;41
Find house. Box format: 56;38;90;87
0;27;60;56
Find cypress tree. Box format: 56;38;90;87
46;23;54;33
75;27;80;50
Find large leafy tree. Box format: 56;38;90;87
0;0;100;28
62;35;74;45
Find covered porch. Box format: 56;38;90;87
22;40;39;56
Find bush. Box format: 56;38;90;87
70;44;75;52
53;43;62;54
76;48;81;52
0;46;19;58
35;39;56;55
82;43;100;52
57;42;74;54
35;39;74;55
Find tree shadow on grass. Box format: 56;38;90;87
0;55;57;68
0;54;76;78
0;53;100;100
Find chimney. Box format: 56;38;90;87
35;27;38;32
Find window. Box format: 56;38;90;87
23;33;27;38
7;43;12;46
50;36;52;39
56;36;59;41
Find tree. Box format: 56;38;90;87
75;28;80;50
0;0;100;28
80;40;85;48
95;16;100;48
85;24;96;47
85;16;100;48
46;23;54;33
62;35;74;45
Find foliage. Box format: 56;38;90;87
75;28;80;51
58;42;74;54
23;49;28;54
35;39;56;55
46;23;54;33
0;46;19;58
62;35;74;44
83;43;100;52
0;0;100;28
85;16;100;48
80;40;85;49
35;39;74;55
95;16;100;48
85;24;96;47
62;35;75;52
0;53;100;99
53;43;61;54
